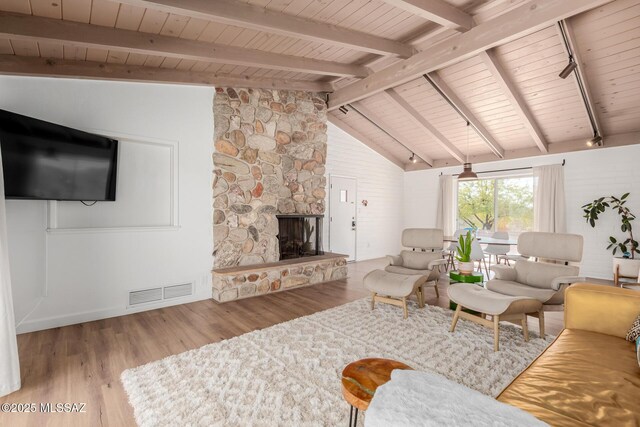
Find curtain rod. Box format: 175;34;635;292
440;159;565;176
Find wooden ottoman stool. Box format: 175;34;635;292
363;269;429;319
447;283;544;351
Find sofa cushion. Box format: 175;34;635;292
514;259;578;289
517;232;583;262
363;269;426;298
402;228;443;250
498;329;640;426
400;250;440;270
627;313;640;342
447;283;542;316
485;279;557;303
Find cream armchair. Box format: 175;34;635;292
486;232;584;307
385;228;448;302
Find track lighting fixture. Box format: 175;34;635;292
339;105;349;114
409;153;417;163
586;134;603;147
559;57;577;79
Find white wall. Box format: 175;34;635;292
325;123;404;260
404;145;640;279
0;76;214;333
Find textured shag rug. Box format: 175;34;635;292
121;298;553;426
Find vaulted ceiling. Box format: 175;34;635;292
0;0;638;170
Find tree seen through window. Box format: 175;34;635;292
457;176;533;236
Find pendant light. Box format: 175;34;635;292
458;121;478;181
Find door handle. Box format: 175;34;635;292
352;220;356;230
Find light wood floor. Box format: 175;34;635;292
0;258;565;427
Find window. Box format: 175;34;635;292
457;175;534;236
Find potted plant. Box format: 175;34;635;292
582;193;639;285
456;231;475;275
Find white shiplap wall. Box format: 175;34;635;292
325;123;405;261
404;144;640;279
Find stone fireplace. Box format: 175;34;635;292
277;215;323;260
211;87;347;303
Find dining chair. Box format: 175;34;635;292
445;229;464;271
471;239;488;278
484;231;510;267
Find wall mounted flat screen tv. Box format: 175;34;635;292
0;109;118;201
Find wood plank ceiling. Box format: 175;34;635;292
0;0;638;170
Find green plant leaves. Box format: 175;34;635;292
583;193;636;259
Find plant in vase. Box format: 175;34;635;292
582;193;639;285
456;231;475;275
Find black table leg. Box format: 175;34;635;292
348;405;359;426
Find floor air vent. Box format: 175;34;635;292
129;287;163;305
164;283;193;299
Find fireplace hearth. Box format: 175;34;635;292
277;215;323;260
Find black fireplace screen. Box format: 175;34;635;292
277;215;323;260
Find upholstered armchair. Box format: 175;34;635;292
385;228;448;302
486;232;584;307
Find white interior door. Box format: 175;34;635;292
329;176;357;261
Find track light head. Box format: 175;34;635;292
586;134;603;147
559;58;578;79
409;153;417;163
339;105;349;114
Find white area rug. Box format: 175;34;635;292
121;298;553;426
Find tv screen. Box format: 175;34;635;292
0;109;118;201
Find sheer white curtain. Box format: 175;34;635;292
0;152;20;397
436;175;457;236
533;164;566;233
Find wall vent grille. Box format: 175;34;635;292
129;282;194;306
129;288;163;305
163;283;193;299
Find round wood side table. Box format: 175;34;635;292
341;358;413;426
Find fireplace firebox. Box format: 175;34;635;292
277;215;323;260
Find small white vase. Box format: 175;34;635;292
458;261;474;276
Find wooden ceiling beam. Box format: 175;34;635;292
382;89;465;163
0;12;367;78
327;0;613;110
380;0;473;31
425;73;505;158
117;0;413;58
405;132;640;171
349;102;434;167
479;50;548;152
0;55;334;92
327;115;406;170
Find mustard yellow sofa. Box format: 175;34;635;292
497;283;640;426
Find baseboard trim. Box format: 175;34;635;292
16;291;211;334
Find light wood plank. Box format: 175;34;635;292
426;72;505;158
0;54;334;91
351;101;434;167
0;11;368;77
380;0;473;31
116;0;413;57
382;89;465;162
30;0;61;18
479;50;548;152
62;0;92;23
327;0;614;110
